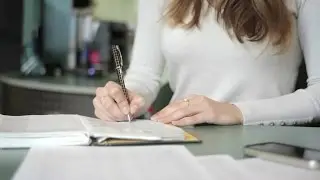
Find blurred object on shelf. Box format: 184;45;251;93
41;0;134;78
44;62;64;77
93;0;137;24
91;21;129;74
42;0;73;75
87;44;103;77
20;0;45;77
20;39;46;77
69;0;96;76
73;0;93;9
70;18;130;78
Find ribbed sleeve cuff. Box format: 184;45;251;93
233;97;314;126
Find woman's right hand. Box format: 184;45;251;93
93;81;145;121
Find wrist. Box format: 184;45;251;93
230;104;244;124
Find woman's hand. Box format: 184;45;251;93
151;95;243;126
93;81;145;121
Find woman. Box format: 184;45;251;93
93;0;320;126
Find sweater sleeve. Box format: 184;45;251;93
124;0;166;112
234;0;320;126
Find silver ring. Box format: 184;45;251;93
183;98;190;107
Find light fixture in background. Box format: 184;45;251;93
92;0;138;26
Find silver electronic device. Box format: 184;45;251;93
244;142;320;171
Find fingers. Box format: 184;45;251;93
151;95;207;125
154;106;199;124
105;81;130;114
171;114;204;126
93;96;127;121
93;97;113;121
96;87;108;97
151;98;201;122
129;95;145;114
100;95;126;120
94;81;145;121
94;82;127;121
151;100;187;120
94;109;111;121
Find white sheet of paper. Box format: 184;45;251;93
0;114;87;137
0;114;90;148
197;155;320;180
197;155;258;180
238;158;320;180
0;135;90;148
13;145;213;180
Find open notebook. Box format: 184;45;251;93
0;114;199;148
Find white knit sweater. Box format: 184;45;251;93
124;0;320;126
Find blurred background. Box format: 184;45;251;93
0;0;171;118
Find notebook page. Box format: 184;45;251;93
0;114;87;137
82;117;185;141
12;146;213;180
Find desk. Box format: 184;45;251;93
0;125;319;180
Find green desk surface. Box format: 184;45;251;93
0;125;319;180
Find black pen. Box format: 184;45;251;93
111;45;133;122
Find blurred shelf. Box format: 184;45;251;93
0;71;117;117
0;72;117;95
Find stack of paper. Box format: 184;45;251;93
12;145;320;180
0;114;90;148
239;158;320;180
12;146;213;180
197;155;257;180
0;114;187;148
197;155;320;180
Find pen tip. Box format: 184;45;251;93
127;114;132;122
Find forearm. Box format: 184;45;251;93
234;84;320;126
124;0;166;115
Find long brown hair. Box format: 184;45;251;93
165;0;293;49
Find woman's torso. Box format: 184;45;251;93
160;0;303;103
